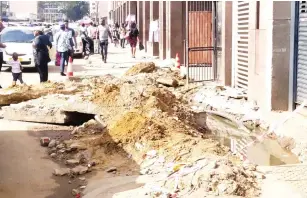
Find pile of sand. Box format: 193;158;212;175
124;62;156;76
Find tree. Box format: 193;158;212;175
60;1;89;21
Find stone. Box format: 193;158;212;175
80;186;86;189
69;142;87;150
79;177;86;181
71;165;88;175
71;127;79;135
48;139;56;148
53;168;70;176
72;189;80;196
50;153;56;158
66;159;80;165
106;167;117;173
156;77;179;87
56;143;65;149
40;137;50;147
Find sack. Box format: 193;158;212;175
139;42;144;51
55;52;60;66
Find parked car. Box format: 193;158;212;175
52;24;83;58
0;27;56;68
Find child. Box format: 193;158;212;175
8;52;24;86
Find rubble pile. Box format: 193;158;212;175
3;62;265;197
142;159;263;197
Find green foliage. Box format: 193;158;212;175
60;1;89;21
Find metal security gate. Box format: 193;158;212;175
185;1;217;82
233;1;250;90
296;1;307;104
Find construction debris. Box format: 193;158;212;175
124;62;156;76
2;62;269;197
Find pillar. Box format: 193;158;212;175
159;1;166;60
220;2;233;86
147;1;159;56
137;1;144;42
123;2;127;22
166;1;184;60
142;1;150;51
130;1;137;17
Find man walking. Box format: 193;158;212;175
97;20;112;63
33;29;51;82
0;21;6;88
86;22;95;54
55;24;71;76
64;20;77;62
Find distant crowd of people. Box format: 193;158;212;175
79;20;140;61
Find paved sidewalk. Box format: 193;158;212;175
259;164;307;198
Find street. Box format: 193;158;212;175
0;45;307;198
0;46;152;88
0;46;153;198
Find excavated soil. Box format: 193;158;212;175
12;62;264;197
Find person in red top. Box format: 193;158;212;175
128;22;139;58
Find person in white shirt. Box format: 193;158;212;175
7;52;24;86
97;20;113;63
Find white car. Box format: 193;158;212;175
0;27;55;68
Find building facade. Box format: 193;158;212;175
38;2;63;22
90;1;109;24
9;1;37;20
109;1;304;112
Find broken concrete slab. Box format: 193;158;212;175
1;94;101;124
0;82;83;105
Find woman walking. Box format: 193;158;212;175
128;22;139;58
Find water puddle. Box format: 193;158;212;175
207;114;300;166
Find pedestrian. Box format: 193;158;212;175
120;23;126;48
80;23;88;57
54;24;71;76
64;19;77;63
33;29;51;82
112;22;120;47
0;21;6;88
97;19;113;63
86;22;95;54
8;52;24;86
128;22;140;58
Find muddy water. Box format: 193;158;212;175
207;114;300;166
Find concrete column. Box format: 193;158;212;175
147;1;160;56
220;2;233;86
123;2;127;22
142;1;150;51
271;1;292;110
166;1;184;60
159;1;166;60
137;1;144;42
130;1;137;17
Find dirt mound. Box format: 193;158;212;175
124;62;156;76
